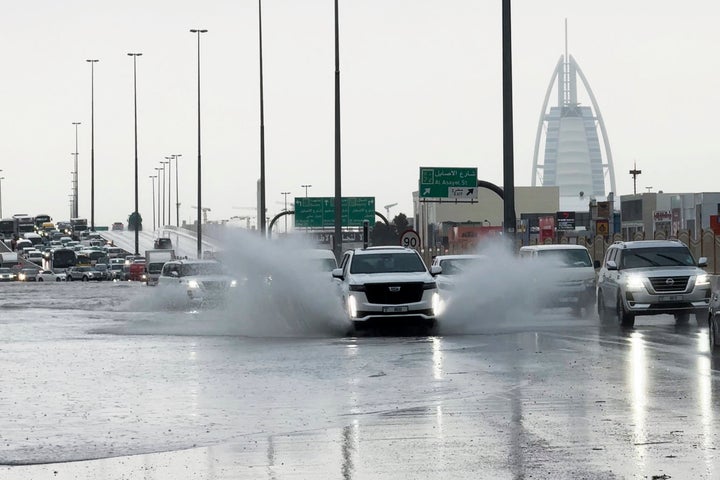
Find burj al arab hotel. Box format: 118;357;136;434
531;36;617;212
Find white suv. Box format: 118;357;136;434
597;240;710;327
332;246;441;330
157;259;237;306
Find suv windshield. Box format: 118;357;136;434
180;262;225;276
350;252;426;274
537;249;592;267
621;247;696;269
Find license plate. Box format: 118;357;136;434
383;306;408;313
659;295;681;302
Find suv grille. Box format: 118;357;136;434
649;276;690;293
364;282;424;304
202;281;228;291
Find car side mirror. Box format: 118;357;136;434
331;268;344;280
430;265;442;276
698;257;708;268
593;260;601;269
606;260;618;271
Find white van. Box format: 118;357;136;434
519;244;599;314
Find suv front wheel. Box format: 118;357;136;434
597;291;613;323
617;295;635;327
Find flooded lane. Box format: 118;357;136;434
1;282;719;479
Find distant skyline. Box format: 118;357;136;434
2;1;719;228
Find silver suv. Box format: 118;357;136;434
332;246;441;330
597;240;710;327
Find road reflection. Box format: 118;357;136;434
628;331;647;470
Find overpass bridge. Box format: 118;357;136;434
100;226;222;259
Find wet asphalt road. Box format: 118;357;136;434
0;281;719;479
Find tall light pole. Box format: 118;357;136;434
190;28;208;258
281;191;291;233
174;153;182;226
0;176;4;218
86;59;99;231
257;0;267;237
72;122;81;219
165;155;173;227
154;167;162;231
301;184;312;198
149;175;157;230
333;0;343;261
160;160;169;227
128;52;142;255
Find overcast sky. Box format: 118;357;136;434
2;1;719;229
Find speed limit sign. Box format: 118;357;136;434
400;229;420;250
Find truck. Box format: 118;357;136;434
144;249;176;285
0;252;19;269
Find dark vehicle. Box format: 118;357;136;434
154;237;173;250
15;215;35;234
17;267;40;282
70;218;88;239
48;248;78;271
67;266;102;282
34;214;52;229
93;263;111;281
0;218;17;238
709;278;720;352
112;222;124;231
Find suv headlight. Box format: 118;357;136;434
696;274;710;286
626;275;645;291
187;280;200;289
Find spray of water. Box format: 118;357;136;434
118;230;350;338
436;241;597;334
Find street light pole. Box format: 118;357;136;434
281;191;291;234
190;28;208;259
0;176;4;218
86;59;99;231
72;122;81;219
257;0;267;237
165;156;173;228
128;52;142;255
301;184;312;198
333;0;343;261
149;175;157;230
154;167;162;231
160;160;169;227
174;153;182;226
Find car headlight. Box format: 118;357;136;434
347;295;358;318
230;279;238;287
187;280;200;289
432;292;442;316
18;274;26;281
696;274;710;286
626;275;645;291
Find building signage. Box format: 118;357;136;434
556;211;576;231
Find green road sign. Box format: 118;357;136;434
419;167;478;198
295;197;375;228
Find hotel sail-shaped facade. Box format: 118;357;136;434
531;54;617;212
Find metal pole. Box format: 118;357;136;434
154;167;162;232
174;154;182;226
149;175;156;230
87;59;98;231
190;29;207;258
281;191;291;233
128;53;142;255
502;0;517;245
333;0;343;262
72;122;81;219
258;0;267;237
301;184;312;198
165;156;173;228
160;160;168;227
0;176;4;218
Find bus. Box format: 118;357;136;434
70;218;88;239
0;218;17;239
15;215;35;235
44;248;78;272
34;214;52;229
